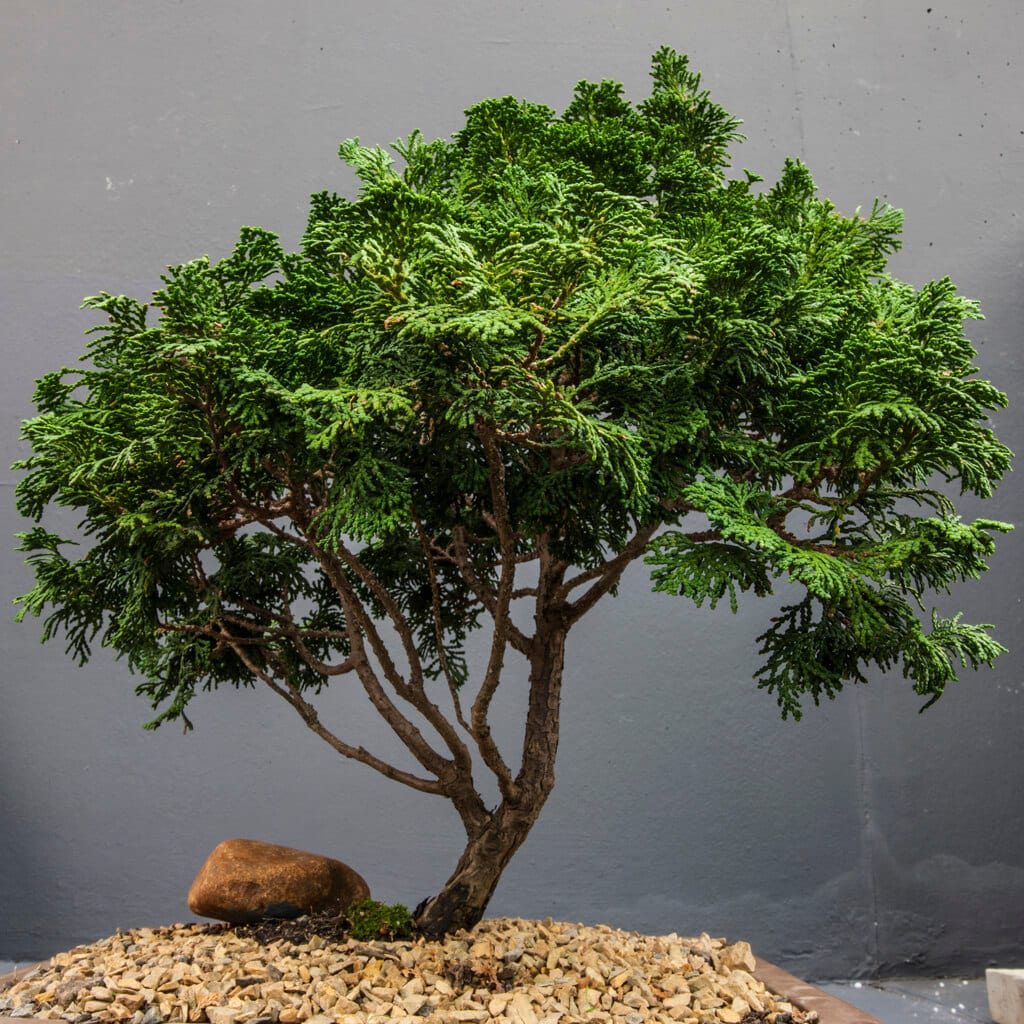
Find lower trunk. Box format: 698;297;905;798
414;799;547;937
415;612;568;938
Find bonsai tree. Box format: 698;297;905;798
15;49;1012;937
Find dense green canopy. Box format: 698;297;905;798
16;47;1012;733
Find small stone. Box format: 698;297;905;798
141;970;168;990
399;978;424;998
507;993;539;1024
187;839;370;924
719;941;756;973
720;968;764;1013
397;993;425;1014
488;994;511;1016
665;993;693;1010
206;1009;241;1024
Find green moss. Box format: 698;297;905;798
347;899;416;941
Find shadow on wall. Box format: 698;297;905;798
591;846;1024;981
871;848;1024;978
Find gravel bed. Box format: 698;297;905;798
0;916;817;1024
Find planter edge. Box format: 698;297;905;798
753;957;883;1024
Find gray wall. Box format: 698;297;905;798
2;0;1021;981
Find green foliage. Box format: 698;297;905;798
14;48;1012;732
347;899;416;941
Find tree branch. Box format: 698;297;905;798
514;536;568;801
469;427;521;800
276;476;478;780
225;634;446;796
451;525;533;656
329;539;479;776
307;542;456;780
414;511;472;735
561;522;661;625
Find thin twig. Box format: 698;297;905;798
414;512;472;735
225;633;445;796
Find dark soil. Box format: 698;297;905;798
229;909;354;946
228;910;527;992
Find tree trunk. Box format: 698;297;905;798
415;613;567;938
414;799;546;937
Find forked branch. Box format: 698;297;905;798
223;628;446;796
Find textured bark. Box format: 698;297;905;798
415;613;567;937
414;801;544;937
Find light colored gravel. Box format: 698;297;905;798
0;917;815;1024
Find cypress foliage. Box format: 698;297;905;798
13;48;1013;929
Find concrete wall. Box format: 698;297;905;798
2;0;1021;980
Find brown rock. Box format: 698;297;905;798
187;838;370;923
